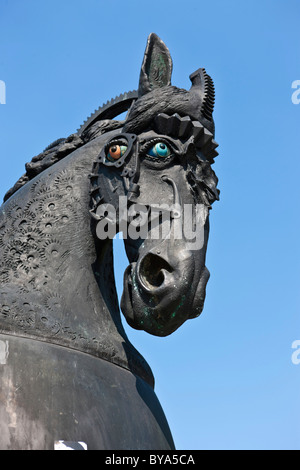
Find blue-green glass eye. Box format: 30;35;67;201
148;142;171;158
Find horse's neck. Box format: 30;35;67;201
0;138;154;386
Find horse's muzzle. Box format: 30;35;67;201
121;244;210;337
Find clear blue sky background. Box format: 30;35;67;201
0;0;299;450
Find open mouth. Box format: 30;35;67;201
120;246;209;337
121;262;167;333
121;260;186;336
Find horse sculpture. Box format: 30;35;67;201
0;34;219;450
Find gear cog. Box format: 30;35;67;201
77;90;138;136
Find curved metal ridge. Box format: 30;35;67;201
154;113;219;161
201;68;215;122
77;90;139;136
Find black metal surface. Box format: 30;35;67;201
0;334;174;450
0;33;219;449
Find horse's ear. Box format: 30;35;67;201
138;33;173;97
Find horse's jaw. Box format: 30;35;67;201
121;234;210;337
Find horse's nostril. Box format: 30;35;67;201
138;253;173;289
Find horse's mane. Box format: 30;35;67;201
3;119;124;202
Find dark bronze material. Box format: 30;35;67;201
0;33;219;450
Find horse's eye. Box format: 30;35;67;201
148;142;171;158
107;144;128;162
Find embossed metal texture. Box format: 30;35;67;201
0;33;219;450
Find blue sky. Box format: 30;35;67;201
0;0;299;450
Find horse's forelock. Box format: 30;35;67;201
123;86;190;134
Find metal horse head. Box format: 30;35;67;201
0;34;219;450
88;33;219;337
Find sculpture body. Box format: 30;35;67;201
0;34;218;449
